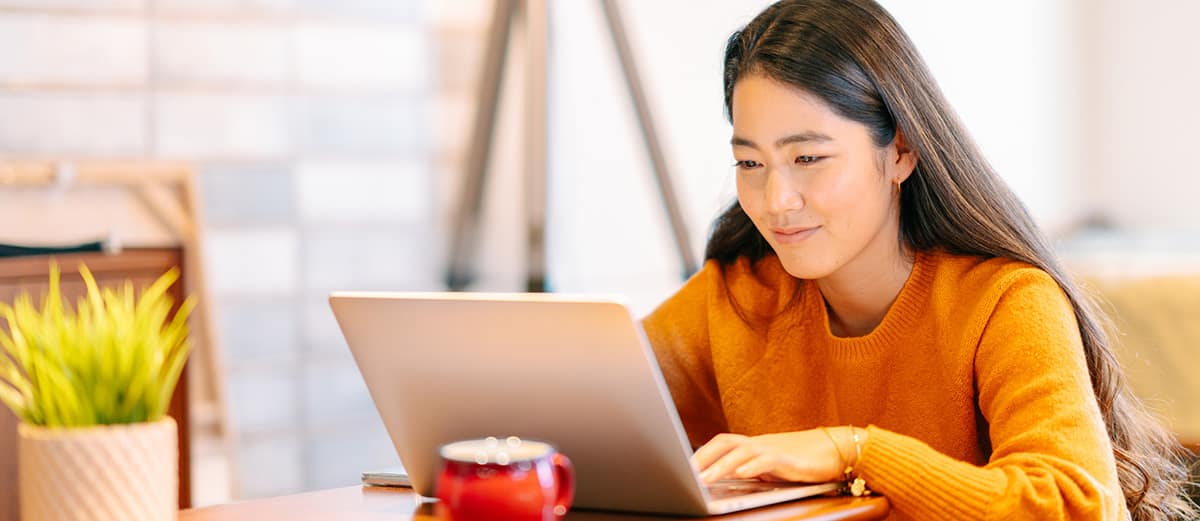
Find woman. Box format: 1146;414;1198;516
642;1;1197;519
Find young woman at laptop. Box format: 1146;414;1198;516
642;1;1196;520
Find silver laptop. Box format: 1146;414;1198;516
329;292;839;516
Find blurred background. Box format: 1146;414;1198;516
0;0;1196;508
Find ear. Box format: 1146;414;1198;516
889;129;918;184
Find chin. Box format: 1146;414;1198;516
775;252;836;280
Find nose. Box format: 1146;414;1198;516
764;168;804;215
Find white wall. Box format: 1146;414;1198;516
881;0;1081;233
1083;0;1200;233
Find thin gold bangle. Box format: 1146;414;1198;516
819;426;850;476
849;425;863;471
847;426;871;497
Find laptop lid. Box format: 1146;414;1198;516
329;291;711;515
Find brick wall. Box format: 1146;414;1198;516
0;0;443;501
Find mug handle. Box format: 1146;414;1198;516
552;453;575;516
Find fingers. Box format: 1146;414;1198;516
690;430;835;484
690;433;747;474
697;440;767;483
727;452;780;481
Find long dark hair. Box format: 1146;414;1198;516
711;1;1197;519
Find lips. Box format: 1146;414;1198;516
773;226;817;235
771;225;820;244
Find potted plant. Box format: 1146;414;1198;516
0;262;193;521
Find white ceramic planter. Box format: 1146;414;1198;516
18;417;177;521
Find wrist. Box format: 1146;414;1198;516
836;426;869;470
829;426;872;497
834;427;858;469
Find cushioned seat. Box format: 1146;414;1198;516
1090;275;1200;450
1086;275;1200;503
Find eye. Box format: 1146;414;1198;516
795;155;823;164
734;160;761;169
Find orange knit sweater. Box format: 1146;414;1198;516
642;249;1126;520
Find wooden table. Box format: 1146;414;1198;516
179;486;889;521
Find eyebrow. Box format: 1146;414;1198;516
730;131;833;149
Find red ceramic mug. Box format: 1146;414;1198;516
435;436;575;521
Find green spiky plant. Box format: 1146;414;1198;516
0;262;194;427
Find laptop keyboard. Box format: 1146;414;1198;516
705;480;789;499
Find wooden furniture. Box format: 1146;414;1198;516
0;160;228;445
179;486;890;521
0;248;193;520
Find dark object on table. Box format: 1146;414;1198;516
0;240;113;258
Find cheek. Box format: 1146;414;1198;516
815;170;889;230
735;176;763;219
806;171;858;214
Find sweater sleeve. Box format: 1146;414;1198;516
855;269;1125;520
641;260;728;448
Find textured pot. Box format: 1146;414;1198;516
18;417;177;521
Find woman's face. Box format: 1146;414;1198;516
730;73;913;280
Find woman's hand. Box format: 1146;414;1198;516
691;427;864;484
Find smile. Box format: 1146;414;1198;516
771;226;820;244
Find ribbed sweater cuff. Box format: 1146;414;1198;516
857;426;1006;520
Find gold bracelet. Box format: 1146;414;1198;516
819;427;850;477
846;426;871;497
849;426;862;469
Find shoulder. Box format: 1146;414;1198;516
664;254;799;310
923;249;1072;335
926;249;1062;303
710;254;799;319
643;255;798;327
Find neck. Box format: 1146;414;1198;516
817;234;915;338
